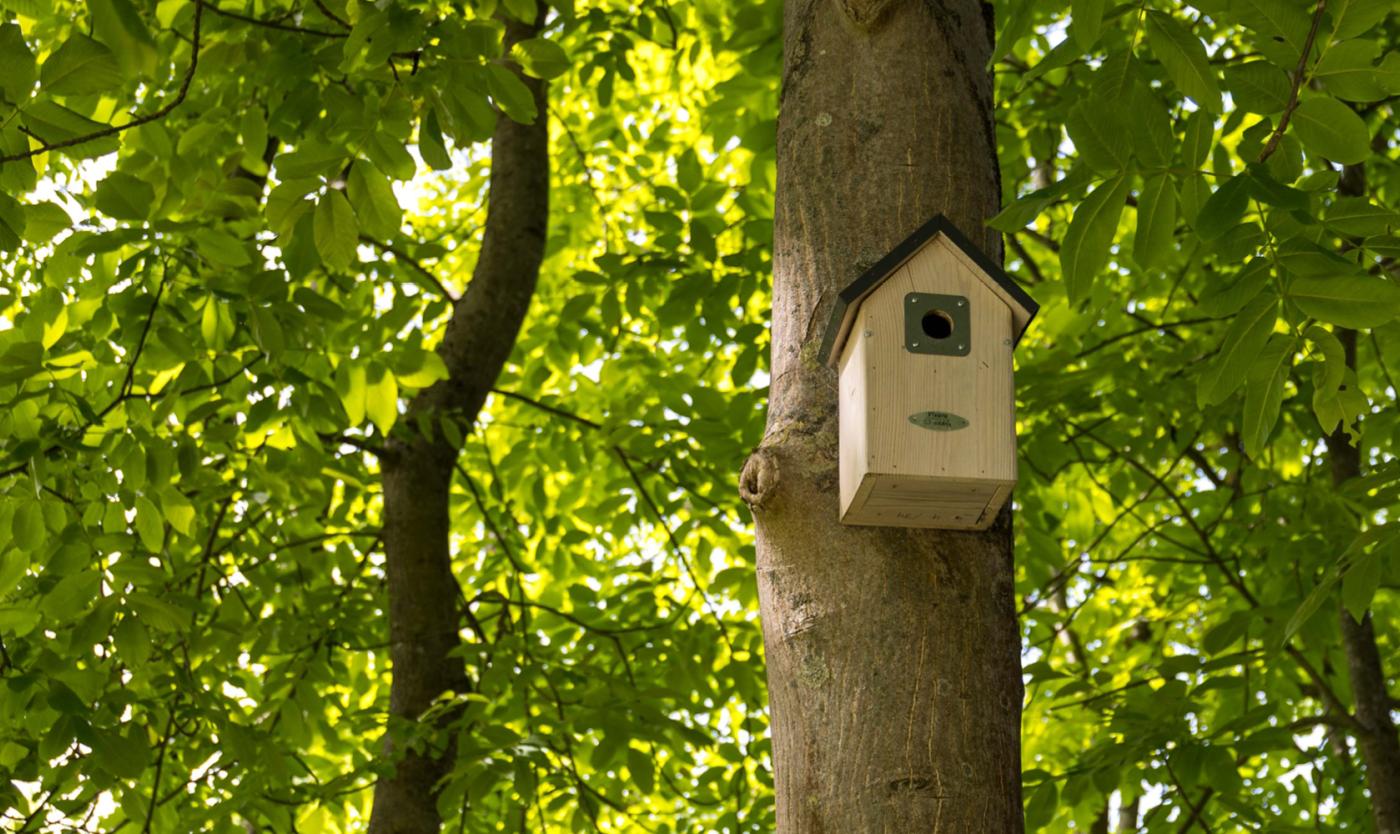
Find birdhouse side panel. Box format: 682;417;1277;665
860;243;1017;488
837;324;875;516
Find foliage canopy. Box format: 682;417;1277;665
0;0;1397;831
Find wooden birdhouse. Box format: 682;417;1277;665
819;215;1038;530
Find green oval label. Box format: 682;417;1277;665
909;411;969;431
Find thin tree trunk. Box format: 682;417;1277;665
741;0;1022;831
1117;795;1139;832
1321;156;1400;834
1326;328;1400;834
368;16;549;834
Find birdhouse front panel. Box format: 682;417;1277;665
832;225;1029;531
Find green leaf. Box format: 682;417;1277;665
393;350;448;388
335;362;367;426
249;305;285;358
41;305;67;349
158;489;195;537
512;37;569;79
486;63;537;124
113;615;151;666
990;0;1035;65
93;171;154;221
199;297;233;349
1060;175;1130;304
0;741;27;769
1289;275;1400;328
1145;11;1222;112
1222;61;1290;113
88;0;158;78
0;606;40;635
274;147;346;180
0;549;27;598
40;34;120;96
22;200;71;242
1233;0;1312;63
1125;85;1175;169
348;161;402;240
12;500;44;552
1066;101;1131;173
1025;780;1059;830
314;190;359;271
1330;0;1393;41
503;0;537;21
1195;176;1251;240
1313;39;1388;102
627;747;654;794
365;365;399;435
1290;97;1371;164
92;728;149;780
1198;293;1278;407
193;228;251;267
419;109;454;171
1242;334;1293;457
1325;196;1398;236
1342;549;1381;621
133;495;163;550
0;192;24;252
677;148;703;193
0;22;36;102
1072;0;1105;49
1181;110;1214;169
1133;173;1177;268
39;570;99;618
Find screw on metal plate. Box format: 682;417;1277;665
903;292;971;357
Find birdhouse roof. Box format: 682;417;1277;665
819;214;1038;369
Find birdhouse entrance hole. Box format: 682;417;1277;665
921;310;954;340
904;292;970;357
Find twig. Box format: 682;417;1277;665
1257;0;1327;163
455;462;526;574
489;387;733;517
121;266;170;398
141;710;179;834
616;452;733;650
312;0;352;29
204;2;344;38
0;1;206;163
363;237;457;300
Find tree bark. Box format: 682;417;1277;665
368;16;549;834
742;0;1023;831
1325;328;1400;834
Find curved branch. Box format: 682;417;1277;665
0;1;205;164
368;11;551;833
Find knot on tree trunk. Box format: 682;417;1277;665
835;0;900;30
739;447;781;508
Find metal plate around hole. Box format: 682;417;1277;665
904;292;970;357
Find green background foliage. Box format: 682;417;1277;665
0;0;1396;831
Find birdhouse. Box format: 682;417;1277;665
819;215;1037;530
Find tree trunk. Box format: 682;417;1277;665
368;16;549;834
1326;328;1400;834
741;0;1023;831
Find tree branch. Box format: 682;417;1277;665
1257;0;1326;163
0;0;205;163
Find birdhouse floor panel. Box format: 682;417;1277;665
840;473;1010;530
